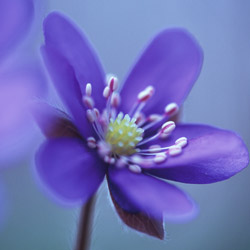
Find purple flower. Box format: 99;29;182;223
33;12;249;238
0;0;47;165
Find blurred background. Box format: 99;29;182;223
0;0;250;249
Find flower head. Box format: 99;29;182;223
33;12;249;238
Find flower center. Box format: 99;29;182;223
83;76;188;173
105;113;144;155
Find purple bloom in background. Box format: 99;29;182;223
33;12;249;238
0;0;47;166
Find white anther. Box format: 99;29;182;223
135;112;145;125
168;145;182;156
154;153;167;164
85;83;92;96
148;114;162;122
128;164;142;174
108;77;119;92
93;108;100;118
160;133;170;139
98;141;111;157
147;145;162;153
175;137;188;148
116;158;127;168
86;109;95;123
82;96;95;109
149;144;161;150
87;137;97;148
111;92;121;107
137;86;155;102
104;155;115;164
161;121;176;134
103;86;111;98
164;103;179;116
131;155;153;168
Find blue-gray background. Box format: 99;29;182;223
1;0;250;249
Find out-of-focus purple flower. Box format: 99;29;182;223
0;0;47;166
33;12;249;239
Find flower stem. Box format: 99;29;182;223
75;196;95;250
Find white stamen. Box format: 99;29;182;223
104;155;115;164
160;133;170;139
111;92;120;107
149;144;161;150
86;109;95;123
103;86;111;98
98;141;111;157
82;96;95;109
137;86;155;102
93;108;100;118
168;145;182;156
161;121;176;134
148;114;162;122
108;77;119;92
128;164;142;174
85;83;92;97
87;137;97;148
175;137;188;148
164;102;179;116
116;158;127;168
154;153;167;164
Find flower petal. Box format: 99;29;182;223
35;138;105;204
108;167;196;221
110;191;164;239
146;124;249;184
43;12;106;109
0;0;34;62
41;46;93;138
120;29;203;115
31;102;82;139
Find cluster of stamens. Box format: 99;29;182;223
82;75;188;174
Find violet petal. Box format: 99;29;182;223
43;12;106;109
146;124;249;184
120;29;203;115
41;46;94;138
109;190;164;239
36;138;105;203
108;167;196;221
31;102;82;139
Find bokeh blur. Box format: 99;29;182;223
0;0;250;250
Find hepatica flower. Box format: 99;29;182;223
33;12;249;239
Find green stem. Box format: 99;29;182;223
75;196;95;250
